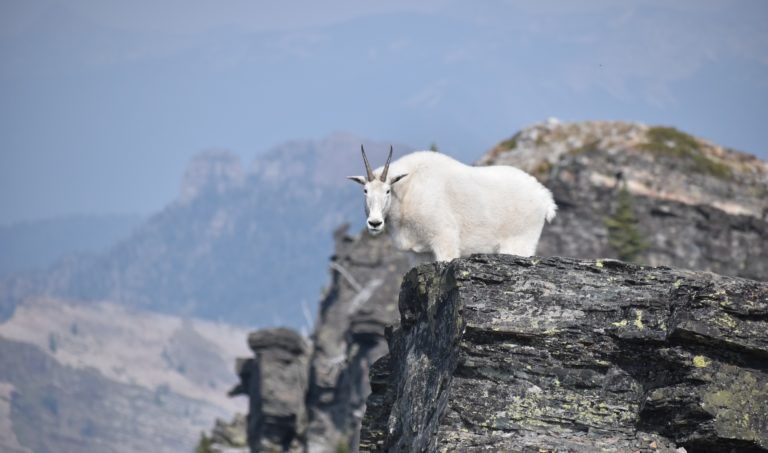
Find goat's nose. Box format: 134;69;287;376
368;219;382;228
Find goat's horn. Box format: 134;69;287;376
361;145;374;182
380;145;393;182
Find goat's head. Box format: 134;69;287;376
348;145;408;236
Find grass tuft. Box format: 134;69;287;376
640;127;732;179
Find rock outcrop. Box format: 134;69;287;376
481;120;767;220
203;414;249;452
304;225;411;452
228;328;310;452
361;255;768;452
484;120;768;280
207;226;410;452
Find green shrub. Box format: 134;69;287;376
570;139;600;155
498;132;520;150
195;432;213;453
533;160;553;178
336;440;351;453
640;127;731;179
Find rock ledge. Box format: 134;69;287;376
361;255;768;452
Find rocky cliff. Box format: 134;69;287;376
361;255;768;452
204;120;768;452
202;226;409;453
304;225;411;452
484;120;768;280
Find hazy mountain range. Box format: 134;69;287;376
1;132;412;327
0;131;412;452
0;299;250;453
0;214;144;278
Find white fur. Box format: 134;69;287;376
350;151;557;262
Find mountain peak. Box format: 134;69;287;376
481;120;768;220
178;150;245;204
250;132;412;188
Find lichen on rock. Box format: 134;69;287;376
361;255;768;452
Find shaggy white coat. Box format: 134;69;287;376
359;151;557;261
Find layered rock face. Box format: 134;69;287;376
361;255;768;452
304;225;411;451
485;121;768;280
480;120;767;220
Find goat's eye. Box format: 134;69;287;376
386;190;390;194
363;189;367;194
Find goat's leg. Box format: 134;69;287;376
498;233;539;257
406;251;432;267
431;235;460;262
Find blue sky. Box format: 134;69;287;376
1;0;767;224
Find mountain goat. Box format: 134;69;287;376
348;146;557;261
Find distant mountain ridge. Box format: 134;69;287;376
0;297;251;453
0;213;144;278
0;133;413;326
0;132;410;452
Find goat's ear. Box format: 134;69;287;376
389;174;408;185
347;176;367;185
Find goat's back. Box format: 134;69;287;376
382;151;554;230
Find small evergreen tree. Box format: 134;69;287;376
429;142;440;152
603;186;650;263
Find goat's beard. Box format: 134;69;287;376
367;225;384;236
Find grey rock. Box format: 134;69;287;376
305;224;410;452
482;120;768;281
536;155;768;281
208;414;248;452
229;328;310;452
207;226;409;453
361;255;768;452
479;121;767;221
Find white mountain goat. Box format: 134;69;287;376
348;146;557;261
